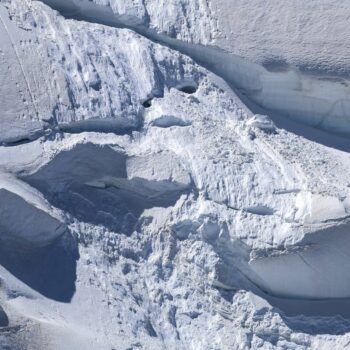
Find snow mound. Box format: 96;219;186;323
246;114;276;132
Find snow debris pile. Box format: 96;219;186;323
246;114;276;133
1;0;350;349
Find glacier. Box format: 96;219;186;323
1;0;350;349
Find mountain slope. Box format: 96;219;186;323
1;1;350;349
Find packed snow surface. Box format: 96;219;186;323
1;0;350;349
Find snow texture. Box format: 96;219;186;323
1;0;350;349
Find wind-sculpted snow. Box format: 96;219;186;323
78;0;350;77
35;0;350;138
23;143;192;234
250;220;350;299
0;0;201;143
1;1;350;349
0;4;49;144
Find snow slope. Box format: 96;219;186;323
36;0;350;138
1;1;350;349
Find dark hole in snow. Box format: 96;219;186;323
142;97;153;108
262;59;290;73
58;117;140;135
3;138;32;147
89;80;102;91
244;205;275;216
186;311;200;319
122;263;131;275
121;249;140;263
176;84;197;94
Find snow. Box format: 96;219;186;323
126;152;192;188
246;114;276;133
250;220;350;299
35;0;350;137
0;188;66;248
1;0;350;349
210;0;350;77
295;193;348;225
